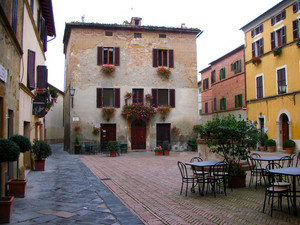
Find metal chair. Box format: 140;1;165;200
177;161;199;197
262;163;291;217
249;153;264;188
206;162;227;197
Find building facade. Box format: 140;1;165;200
63;18;202;153
199;45;246;125
197;80;202;123
241;0;300;151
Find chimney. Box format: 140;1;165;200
181;23;186;28
130;17;142;26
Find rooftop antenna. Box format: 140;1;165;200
81;14;85;22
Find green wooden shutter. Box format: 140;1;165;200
220;99;222;110
219;69;222;80
235;95;237;108
238;60;241;73
223;68;226;79
224;98;226;109
234;63;237;74
239;94;243;107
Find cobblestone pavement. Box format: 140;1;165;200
80;151;300;225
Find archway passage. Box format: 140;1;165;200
282;114;289;149
131;120;146;149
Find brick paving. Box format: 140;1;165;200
80;151;300;225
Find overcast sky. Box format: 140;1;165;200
46;0;282;91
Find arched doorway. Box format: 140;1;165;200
282;114;289;149
131;119;146;149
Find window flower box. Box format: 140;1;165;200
157;106;171;120
272;47;282;56
121;103;156;121
157;66;171;79
101;65;116;75
102;107;116;121
251;57;261;65
171;126;180;136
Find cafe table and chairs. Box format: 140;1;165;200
252;156;292;169
268;167;300;216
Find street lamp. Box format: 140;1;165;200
70;88;75;108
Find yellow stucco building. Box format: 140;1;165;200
241;0;300;151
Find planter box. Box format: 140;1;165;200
34;159;45;171
230;174;246;188
8;179;28;198
285;147;294;154
0;196;14;223
110;151;117;157
268;146;276;152
163;150;170;156
74;145;81;154
155;151;163;156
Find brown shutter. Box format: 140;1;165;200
27;50;36;90
36;66;48;89
259;24;263;33
281;10;286;19
251;30;254;38
252;42;255;57
153;49;158;67
293;20;298;40
169;89;175;108
96;88;103;108
293;3;298;13
169;50;174;68
271;32;275;49
151;89;158;107
282;26;286;46
114;47;120;66
97;47;103;65
271;17;275;26
114;88;120;108
259;38;264;56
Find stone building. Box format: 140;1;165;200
199;45;246;125
63;17;202;153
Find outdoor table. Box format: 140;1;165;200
269;167;300;216
186;161;223;196
252;156;291;169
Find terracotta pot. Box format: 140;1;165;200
230;174;246;188
259;146;266;151
8;179;28;198
155;151;163;156
34;159;45;171
110;151;117;157
74;145;81;154
285;147;294;154
0;196;14;223
268;146;276;152
163;150;170;156
249;147;256;151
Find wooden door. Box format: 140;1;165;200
101;124;116;150
156;124;170;147
131;120;146;149
282;114;289;148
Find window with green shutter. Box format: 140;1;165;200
220;97;226;110
235;94;243;108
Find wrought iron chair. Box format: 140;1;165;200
177;161;199;197
249;153;264;188
262;163;291;217
206;162;227;197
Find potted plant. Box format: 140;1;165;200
32;140;52;171
122;103;156;121
265;139;276;152
74;136;81;154
162;141;171;156
228;159;247;188
102;107;116;121
251;57;261;65
171;126;180;136
157;66;171;79
7;135;31;198
107;141;119;157
258;131;268;151
188;136;198;152
197;115;259;188
154;146;163;156
92;127;100;135
101;65;116;75
145;93;152;103
156;106;171;120
283;139;296;154
272;47;282;56
0;139;20;223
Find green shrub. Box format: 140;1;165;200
107;141;120;152
283;139;295;148
188;136;198;149
32;140;52;160
0;138;20;162
9;135;31;153
265;139;276;146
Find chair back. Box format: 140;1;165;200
178;161;189;179
250;155;263;170
190;157;203;163
279;156;292;168
264;162;282;187
290;152;300;167
212;161;227;177
250;153;261;158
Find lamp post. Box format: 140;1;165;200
70;88;75;108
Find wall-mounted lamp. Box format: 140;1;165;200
70;88;75;108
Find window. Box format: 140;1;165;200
36;66;48;90
151;89;175;108
97;47;120;66
271;10;286;25
205;103;208;114
220;98;226;110
159;34;166;38
211;70;215;84
231;60;242;74
277;67;287;94
293;18;300;40
271;26;286;49
105;31;113;36
256;75;263;99
40;17;47;51
235;94;243;108
293;1;300;13
251;24;263;37
133;89;144;104
219;67;226;80
252;38;264;57
27;50;35;90
152;49;174;68
203;78;209;90
134;33;142;38
213;98;216;112
96;88;120;108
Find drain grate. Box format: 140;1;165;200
100;178;112;181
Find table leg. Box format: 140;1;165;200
292;176;297;216
200;167;205;196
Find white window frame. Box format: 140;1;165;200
253;37;263;57
273;25;285;48
276;65;288;95
255;74;264;99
